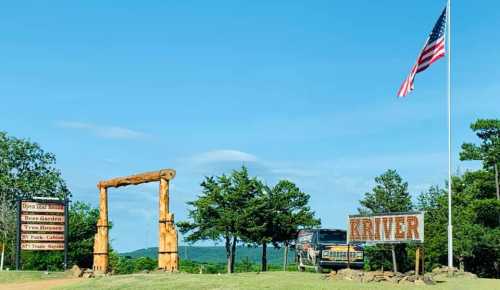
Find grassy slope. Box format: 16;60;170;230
122;246;296;265
0;271;69;283
54;272;499;290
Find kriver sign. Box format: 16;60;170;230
16;197;68;270
347;212;424;244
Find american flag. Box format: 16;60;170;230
397;8;447;98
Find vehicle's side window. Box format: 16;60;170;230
297;232;313;243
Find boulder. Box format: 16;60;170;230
329;269;438;285
414;279;425;286
69;265;83;278
423;274;436;285
463;272;478;279
82;269;95;278
336;268;364;282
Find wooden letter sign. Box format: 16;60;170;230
347;212;424;244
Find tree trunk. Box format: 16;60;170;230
0;242;4;271
495;162;499;200
391;245;398;273
261;242;267;272
225;236;233;274
283;243;289;271
230;236;236;273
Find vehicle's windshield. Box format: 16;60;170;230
318;230;346;243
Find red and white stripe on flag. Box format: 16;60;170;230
397;8;447;98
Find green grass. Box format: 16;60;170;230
53;272;499;290
0;270;69;283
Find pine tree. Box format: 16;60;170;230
358;169;413;272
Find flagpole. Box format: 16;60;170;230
447;0;453;270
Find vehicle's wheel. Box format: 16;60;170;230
298;257;306;272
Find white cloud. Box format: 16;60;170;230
190;149;258;164
56;121;148;140
269;167;320;178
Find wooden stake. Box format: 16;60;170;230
415;246;421;277
347;243;351;269
93;186;109;273
422;247;425;274
158;178;178;271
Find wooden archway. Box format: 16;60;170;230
92;169;178;273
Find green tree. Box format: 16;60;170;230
417;186;447;270
358;169;413;272
0;131;70;268
460;119;500;200
178;167;260;273
243;180;320;271
68;201;99;268
418;174;500;276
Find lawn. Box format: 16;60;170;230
0;270;69;284
51;272;500;290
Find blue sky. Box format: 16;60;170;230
1;1;498;252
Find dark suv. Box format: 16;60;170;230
295;229;364;272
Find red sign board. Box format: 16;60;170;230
21;224;65;232
21;233;64;241
21;214;65;223
21;242;65;251
21;201;64;213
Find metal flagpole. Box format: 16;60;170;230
447;0;453;270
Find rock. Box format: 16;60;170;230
361;271;376;282
70;265;83;278
383;271;395;277
423;274;436;285
389;276;403;284
336;268;364;282
414;279;425;285
430;266;478;280
399;280;413;286
399;275;417;283
82;269;95;278
463;272;478;279
328;269;442;284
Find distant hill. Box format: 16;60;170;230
121;246;296;265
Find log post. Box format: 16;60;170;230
347;243;351;269
422;247;425;275
158;178;178;271
415;246;421;277
93;186;109;273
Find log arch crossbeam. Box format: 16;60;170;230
97;169;175;189
92;168;178;273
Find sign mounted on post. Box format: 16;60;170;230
16;197;68;270
347;212;424;244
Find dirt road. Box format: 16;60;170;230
0;278;79;290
